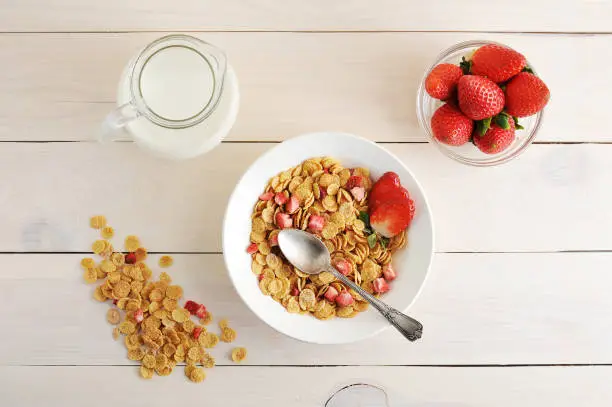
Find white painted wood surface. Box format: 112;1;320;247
2;1;612;405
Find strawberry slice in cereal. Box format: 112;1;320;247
285;196;300;214
307;215;325;233
275;212;293;229
335;291;354;307
373;278;390;294
274;192;288;205
382;264;397;281
333;259;352;276
324;286;339;302
259;192;274;201
246;243;258;255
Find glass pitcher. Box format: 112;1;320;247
100;34;239;159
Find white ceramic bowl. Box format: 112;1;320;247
223;132;434;344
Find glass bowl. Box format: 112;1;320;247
416;40;544;166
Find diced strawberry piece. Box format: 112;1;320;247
258;273;265;282
335;291;354;307
308;215;325;233
246;243;258;254
319;186;327;199
285;195;300;214
192;327;203;340
323;168;330;174
334;259;352;276
125;252;137;264
382;264;397;281
112;299;118;305
195;304;207;319
290;287;299;296
274;192;288;205
269;234;279;247
324;286;339;302
350;186;365;201
373;278;390;293
134;308;144;323
345;175;363;189
370;200;412;238
408;199;415;221
184;300;200;315
275;212;293;229
259;192;274;201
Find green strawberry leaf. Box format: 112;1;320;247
380;236;390;248
513;116;524;130
522;66;534;74
500;84;507;92
495;113;511;130
476;117;492;136
460;57;473;75
358;211;370;227
367;233;377;249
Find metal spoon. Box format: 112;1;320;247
278;229;423;341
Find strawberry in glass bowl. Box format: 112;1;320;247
417;40;550;166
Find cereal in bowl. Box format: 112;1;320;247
248;157;414;320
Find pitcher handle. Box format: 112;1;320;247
99;102;140;143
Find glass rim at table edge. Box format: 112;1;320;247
324;383;390;407
416;39;544;167
128;34;228;130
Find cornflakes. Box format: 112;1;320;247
124;235;140;252
81;257;95;269
101;226;114;239
90;215;106;229
189;367;206;383
231;347;247;363
220;327;236;343
106;308;121;325
159;255;173;268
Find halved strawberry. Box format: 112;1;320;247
259;192;274;201
370;200;413;238
334;259;352;276
275;212;293;229
274;192;288;206
373;278;390;293
308;215;325;233
350;187;365;201
285;195;300;214
324;286;339;302
382;264;397;281
345;175;364;190
246;243;258;255
335;291;355;307
369;172;401;209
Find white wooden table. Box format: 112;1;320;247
2;1;612;406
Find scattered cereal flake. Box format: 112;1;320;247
218;318;229;329
140;366;154;379
187;346;201;361
83;268;98;284
159;255;174;268
81;257;95;269
134;247;147;261
199;332;219;349
189;367;206;383
93;286;106;302
201;352;215;368
171;308;188;323
118;320;136;335
159;272;172;284
182;319;195;333
231;347;247;363
220;327;237;343
128;348;145;361
106;308;121;325
90;215;107;229
91;240;108;255
142;353;156;369
199;311;213;326
165;285;183;300
124;235;140;252
101;226;114;239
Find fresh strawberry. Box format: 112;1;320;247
425;63;463;100
285;195;300;214
473;115;516;154
268;234;279;247
125;252;137;264
430;103;473;146
457;75;505;120
471;44;526;83
275;212;293;229
192;327;203;340
134;308;144;323
350;186;365;201
369;172;400;209
308;215;325;233
258;273;265;282
324;286;339;302
184;300;200;315
370;200;413;238
274;192;288;206
504;72;550;117
345;175;364;190
195;304;207;319
290;287;299;296
382;264;397;281
408;199;415;220
246;243;258;255
259;192;274;201
334;258;352;276
335;291;354;307
373;278;390;294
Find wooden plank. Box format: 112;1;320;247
1;142;611;253
1;32;610;142
1;0;611;32
3;252;612;365
0;365;609;406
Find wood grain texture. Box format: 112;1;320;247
1;142;610;253
2;0;611;32
1;32;610;142
1;366;610;407
4;252;612;366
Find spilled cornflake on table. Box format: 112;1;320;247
81;216;250;381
